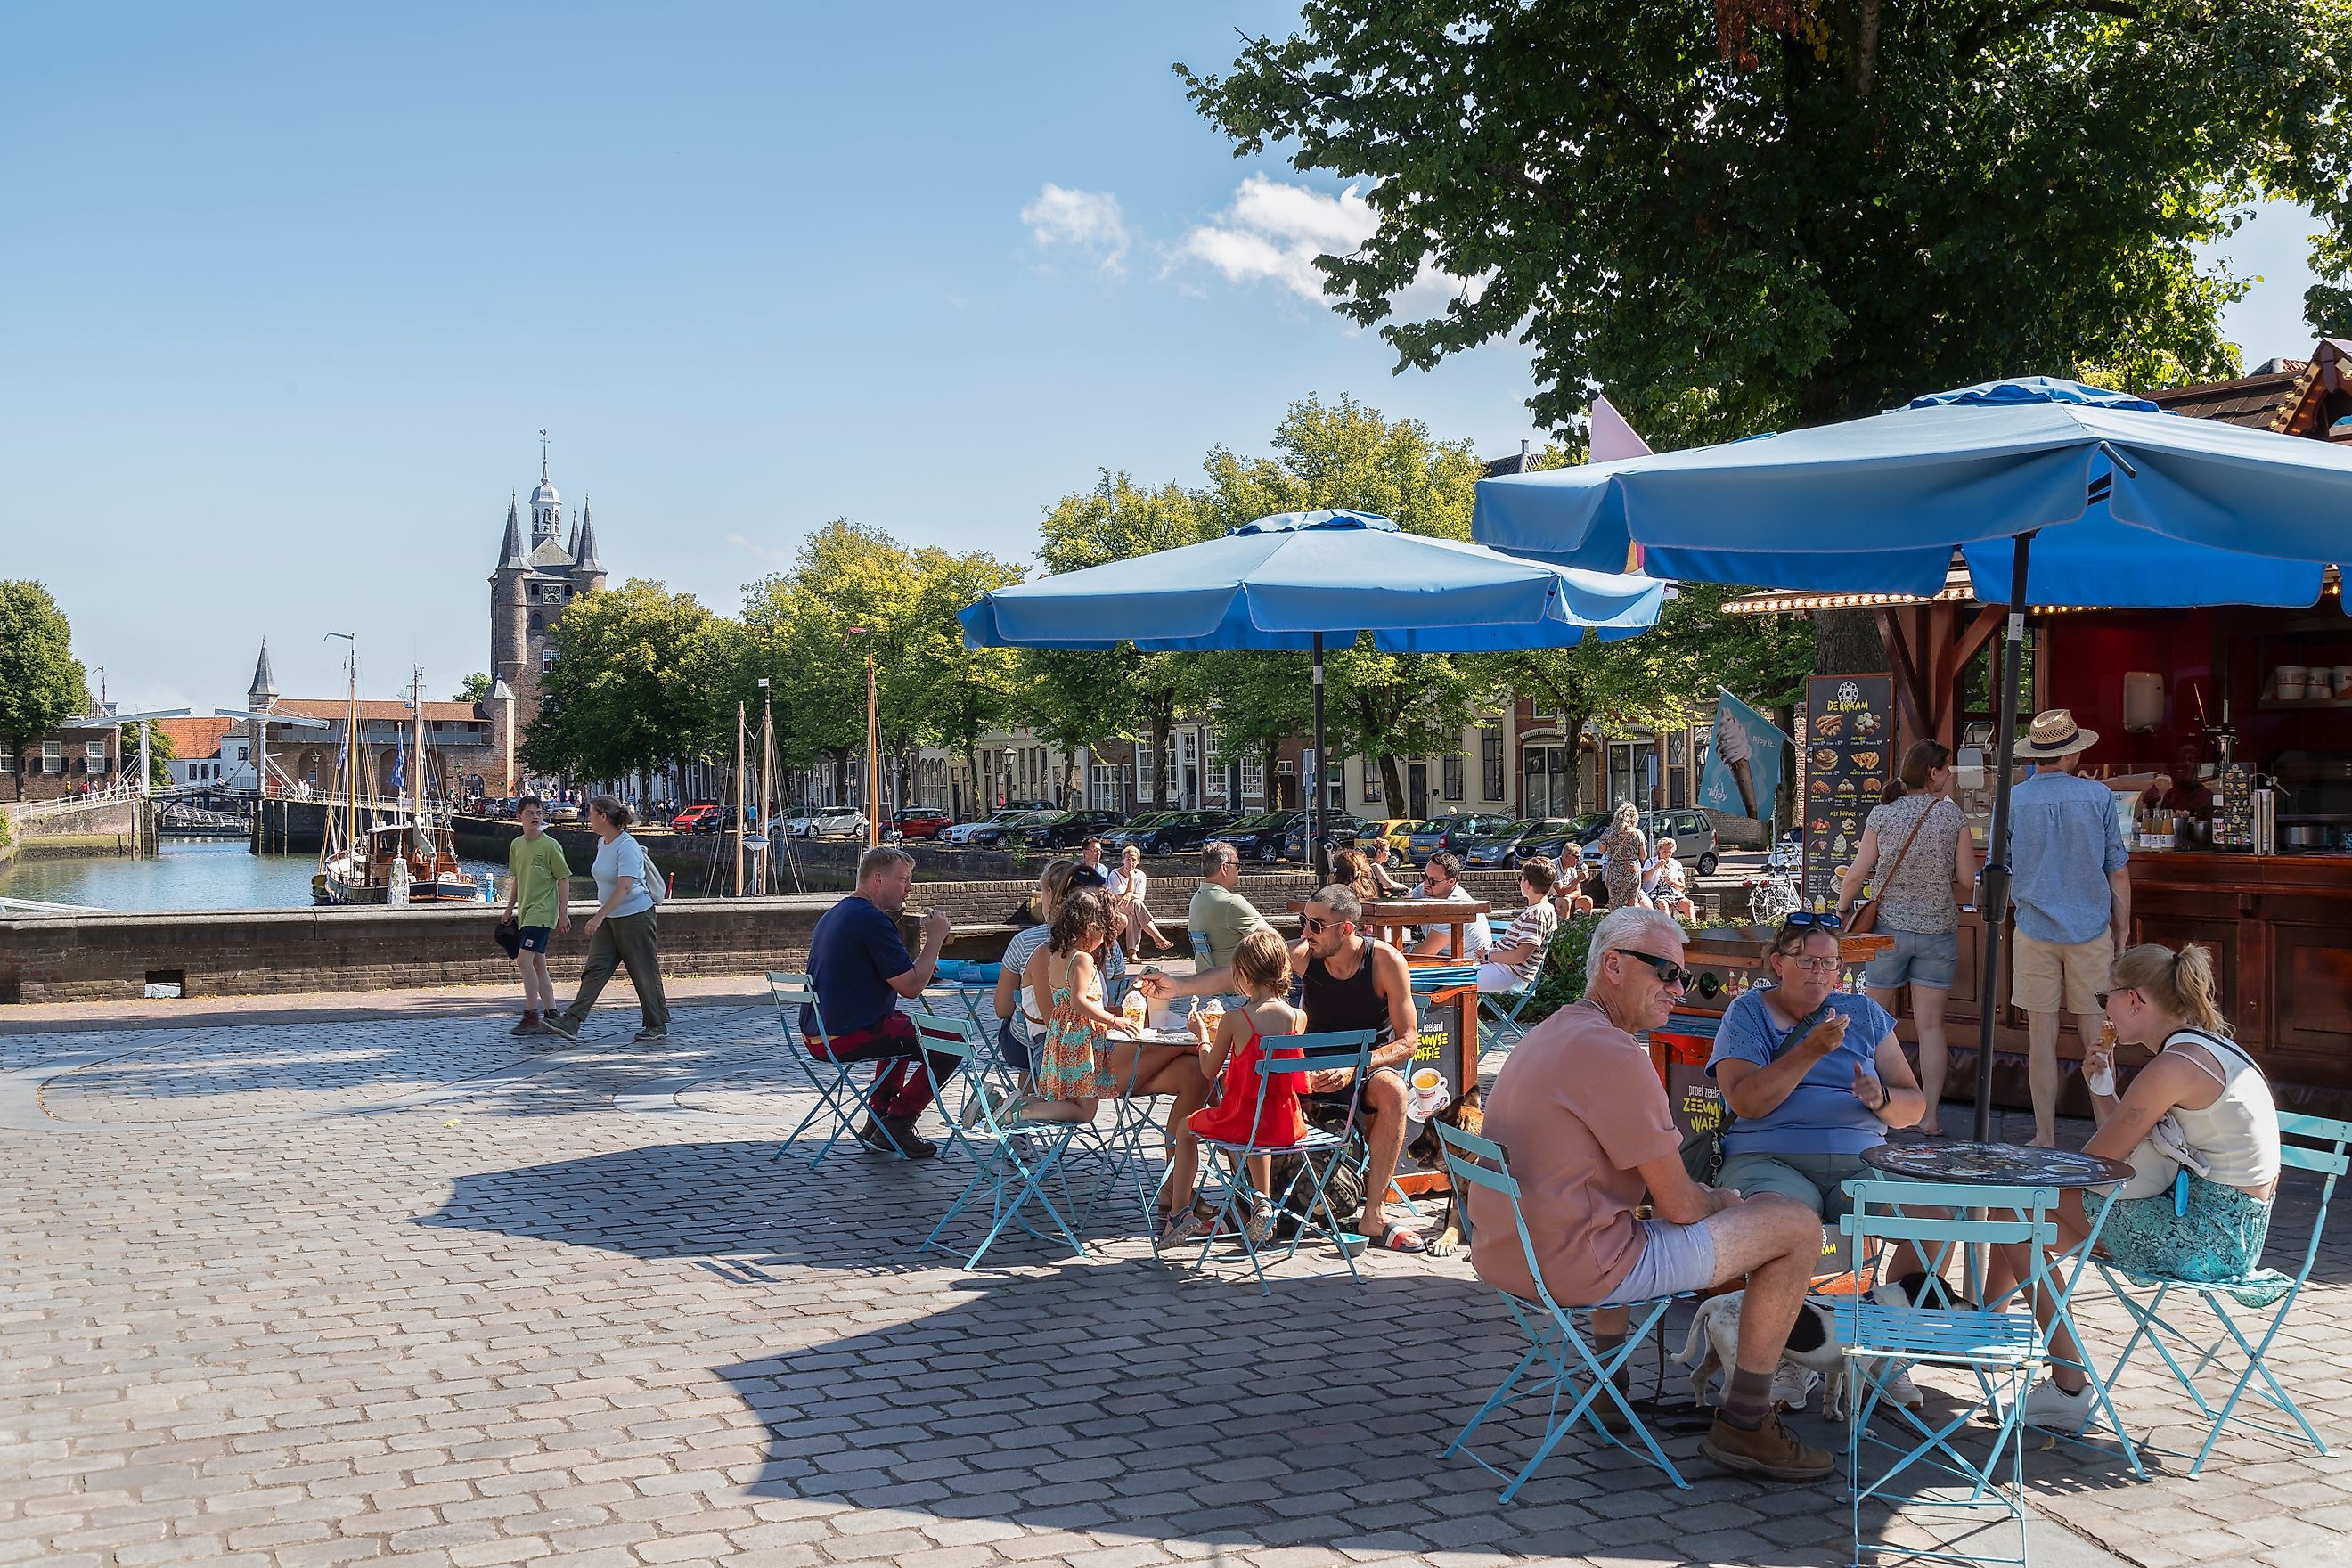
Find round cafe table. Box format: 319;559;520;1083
1858;1137;2146;1478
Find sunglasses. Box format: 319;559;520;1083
1615;949;1694;989
1785;908;1844;931
1302;915;1345;935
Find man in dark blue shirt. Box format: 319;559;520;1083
802;845;954;1157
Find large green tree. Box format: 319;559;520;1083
0;581;89;799
522;580;731;787
1181;3;2352;445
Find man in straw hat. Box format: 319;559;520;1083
2006;708;2131;1147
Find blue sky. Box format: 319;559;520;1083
0;4;2328;715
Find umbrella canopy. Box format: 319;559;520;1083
1472;378;2347;607
1471;375;2352;1139
960;509;1665;878
959;510;1664;652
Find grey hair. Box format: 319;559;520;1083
1584;905;1686;991
857;844;916;882
1202;840;1238;873
1611;800;1640;830
1311;884;1362;922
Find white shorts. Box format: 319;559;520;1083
1476;962;1531;993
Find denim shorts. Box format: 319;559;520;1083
1864;927;1958;990
996;1016;1033;1074
1594;1216;1719;1306
516;926;552;954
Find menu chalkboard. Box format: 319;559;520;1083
1802;673;1895;902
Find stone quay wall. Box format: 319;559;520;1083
3;796;149;860
0;869;1529;1005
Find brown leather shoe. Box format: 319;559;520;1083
509;1013;543;1037
1699;1412;1835;1481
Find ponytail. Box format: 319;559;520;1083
1883;739;1951;806
2111;942;2230;1037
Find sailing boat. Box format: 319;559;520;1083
315;666;478;904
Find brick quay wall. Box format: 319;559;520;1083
0;870;1528;1004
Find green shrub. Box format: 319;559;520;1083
1518;911;1747;1026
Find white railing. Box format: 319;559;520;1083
2;780;143;824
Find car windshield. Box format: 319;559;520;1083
1411;821;1451;834
1233;812;1290;829
1480;820;1538;839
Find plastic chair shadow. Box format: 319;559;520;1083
914;1012;1092;1271
1837;1180;2055;1568
2094;1109;2349;1476
1433;1122;1690;1501
1189;1029;1376;1294
767;971;912;1164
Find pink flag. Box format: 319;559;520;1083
1589;396;1653;568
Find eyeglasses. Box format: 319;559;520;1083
1615;949;1693;989
1785;955;1841;973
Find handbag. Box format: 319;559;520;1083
1846;797;1936;936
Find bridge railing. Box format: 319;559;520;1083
3;781;143;825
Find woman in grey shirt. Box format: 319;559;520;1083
1836;741;1978;1131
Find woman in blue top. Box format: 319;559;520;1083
542;796;668;1043
1706;921;1927;1221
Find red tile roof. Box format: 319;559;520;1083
263;699;485;722
154;717;236;757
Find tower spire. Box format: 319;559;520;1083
573;495;604;574
498;494;527;568
248;641;279;710
539;428;550;483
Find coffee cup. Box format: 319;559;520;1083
1406;1067;1449;1120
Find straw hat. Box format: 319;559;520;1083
2014;707;2099;759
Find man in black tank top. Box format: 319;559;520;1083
1140;883;1426;1251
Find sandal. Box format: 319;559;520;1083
1365;1219;1427;1254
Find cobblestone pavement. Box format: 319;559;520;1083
5;991;2347;1568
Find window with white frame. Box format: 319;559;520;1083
41;741;63;774
0;751;12;773
1481;727;1505;799
1327;763;1345;810
1203;730;1224;801
541;649;557;674
1442;753;1465;801
1241;755;1263;799
86;741;108;767
1361;759;1383;802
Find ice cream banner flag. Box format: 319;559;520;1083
1698;689;1789;824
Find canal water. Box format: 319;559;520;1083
0;837;504;912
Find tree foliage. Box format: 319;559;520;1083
453;673;493;704
0;581;89;799
120;720;176;790
1179;2;2352;445
521;580;732;785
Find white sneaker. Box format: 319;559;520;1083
1771;1365;1818;1412
2016;1377;2095;1431
1885;1364;1925;1411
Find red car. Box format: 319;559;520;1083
893;807;953;840
671;804;724;833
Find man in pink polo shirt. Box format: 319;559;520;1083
1468;906;1834;1480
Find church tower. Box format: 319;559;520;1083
487;435;608;792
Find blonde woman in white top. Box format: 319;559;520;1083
1999;942;2280;1429
1106;843;1173;959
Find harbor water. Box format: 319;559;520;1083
0;837;504;912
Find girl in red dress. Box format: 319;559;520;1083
1169;927;1307;1246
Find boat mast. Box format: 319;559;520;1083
733;701;747;897
411;666;427;861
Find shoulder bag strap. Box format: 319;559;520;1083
1872;798;1937;896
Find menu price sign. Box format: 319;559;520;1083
1802;674;1894;902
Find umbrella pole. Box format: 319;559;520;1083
1311;633;1326;884
1972;530;2036;1141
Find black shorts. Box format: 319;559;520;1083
517;926;553;953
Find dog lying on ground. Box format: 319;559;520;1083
1677;1273;1968;1417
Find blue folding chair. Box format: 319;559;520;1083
2095;1110;2349;1476
1188;1029;1377;1294
1476;947;1550;1060
767;971;913;1164
1838;1180;2055;1568
1433;1122;1689;1500
916;1013;1092;1270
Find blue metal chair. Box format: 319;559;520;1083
2094;1110;2349;1476
1189;1029;1377;1294
1838;1180;2056;1568
767;971;912;1164
916;1013;1092;1270
1475;927;1554;1058
1432;1122;1689;1500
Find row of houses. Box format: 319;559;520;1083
784;699;1726;831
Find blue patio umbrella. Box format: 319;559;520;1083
960;509;1666;868
1471;377;2352;1135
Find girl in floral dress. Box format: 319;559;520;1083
1014;888;1123;1124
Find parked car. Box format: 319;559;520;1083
940;806;1035;845
1516;813;1606;866
544;801;583;824
1458;817;1587;869
1101;811;1178;853
891;807;953;840
769;809;818;837
964;808;1058;848
1361;818;1418;858
1403;813;1517;864
477;797;518;821
1006;808;1127;852
1283;811;1368;862
671;803;723;833
1118;809;1241;857
807;806;864;838
1220;809;1305;863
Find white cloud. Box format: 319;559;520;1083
1020;184;1131;275
725;532;791;564
1177;174;1482;313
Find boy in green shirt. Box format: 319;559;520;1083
502;796;573;1035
